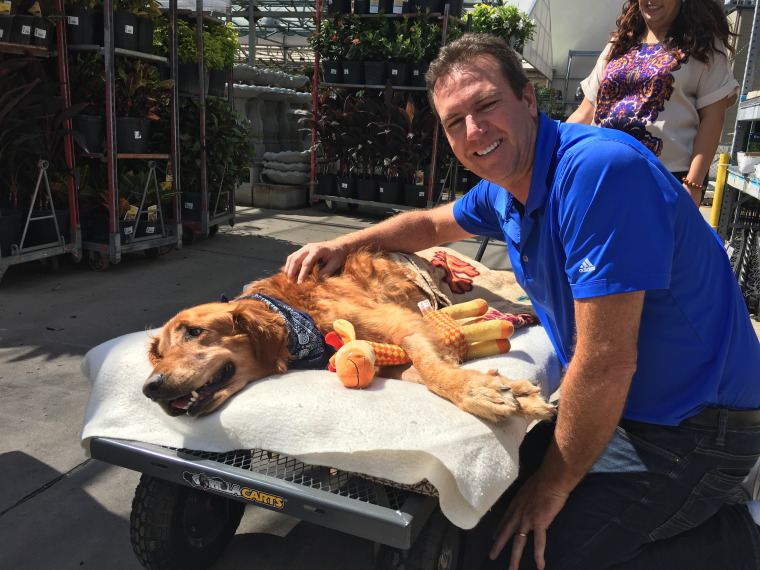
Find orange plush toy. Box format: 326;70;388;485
326;299;516;389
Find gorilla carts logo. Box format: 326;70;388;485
182;471;285;508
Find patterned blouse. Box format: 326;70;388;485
581;42;739;173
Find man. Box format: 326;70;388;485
285;34;760;569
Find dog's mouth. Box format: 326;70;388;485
167;363;236;417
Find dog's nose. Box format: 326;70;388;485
144;373;166;400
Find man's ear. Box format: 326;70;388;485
522;82;538;117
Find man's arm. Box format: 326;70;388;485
490;290;644;570
284;202;475;283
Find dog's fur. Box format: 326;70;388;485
144;250;555;422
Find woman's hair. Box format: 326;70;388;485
609;0;736;63
425;33;529;117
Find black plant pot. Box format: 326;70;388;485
337;177;357;199
208;68;227;97
0;15;11;43
24;208;71;247
136;219;161;238
137;17;154;54
342;60;364;85
317;173;338;196
65;6;100;45
401;0;415;14
353;0;371;14
387;61;409;87
414;0;440;11
378;180;403;204
113;11;138;51
178;62;210;96
116;117;150;154
31;17;54;49
181;191;203;222
410;61;428;87
73;115;105;154
326;0;350;13
364;61;387;86
321;60;343;84
10;14;34;45
356;178;379;201
0;208;23;256
405;183;436;208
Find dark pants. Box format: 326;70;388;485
479;411;760;569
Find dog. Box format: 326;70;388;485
143;250;556;423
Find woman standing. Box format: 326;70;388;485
567;0;739;206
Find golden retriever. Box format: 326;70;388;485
143;250;555;422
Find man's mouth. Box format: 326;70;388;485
476;140;500;156
167;363;236;416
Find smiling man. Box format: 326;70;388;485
284;33;760;569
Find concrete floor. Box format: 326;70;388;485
0;202;757;570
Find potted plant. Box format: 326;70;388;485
344;15;388;85
407;11;442;87
298;89;347;196
204;21;238;97
69;52;107;154
114;58;174;153
470;3;536;52
114;0;162;53
308;15;350;84
382;18;414;87
64;0;104;46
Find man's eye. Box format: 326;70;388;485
187;328;203;337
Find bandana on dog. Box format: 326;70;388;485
238;293;335;370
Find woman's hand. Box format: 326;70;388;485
284;241;347;283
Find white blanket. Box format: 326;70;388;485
80;324;561;529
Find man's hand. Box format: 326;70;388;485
284;241;347;283
490;472;568;570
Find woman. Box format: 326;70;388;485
567;0;739;206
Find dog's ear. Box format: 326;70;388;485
232;304;290;374
147;336;162;366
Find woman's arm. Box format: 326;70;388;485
566;97;595;124
683;97;730;206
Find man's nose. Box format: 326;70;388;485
465;115;483;138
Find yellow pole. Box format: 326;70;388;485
710;153;730;231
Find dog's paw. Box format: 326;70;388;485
458;370;555;422
502;375;557;421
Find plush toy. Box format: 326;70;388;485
325;299;517;389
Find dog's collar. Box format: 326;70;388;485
232;293;334;370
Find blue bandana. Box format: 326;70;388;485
234;293;334;370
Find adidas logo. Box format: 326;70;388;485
579;258;596;273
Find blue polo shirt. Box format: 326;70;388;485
453;113;760;425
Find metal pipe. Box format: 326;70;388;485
711;153;730;231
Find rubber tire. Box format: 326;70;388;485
374;506;463;570
39;256;59;273
208;224;219;237
346;202;360;211
324;199;338;212
130;474;245;570
182;226;196;246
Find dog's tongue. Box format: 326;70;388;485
171;394;193;410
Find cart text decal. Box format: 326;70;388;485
182;471;285;508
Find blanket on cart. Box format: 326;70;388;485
79;247;562;530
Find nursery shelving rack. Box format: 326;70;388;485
0;0;82;283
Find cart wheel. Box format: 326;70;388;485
182;227;196;246
324;200;338;212
346;202;360;211
208;224;219;237
144;247;161;259
375;507;462;570
130;474;245;570
228;217;235;227
39;256;59;273
88;250;110;272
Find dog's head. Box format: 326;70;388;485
144;301;289;417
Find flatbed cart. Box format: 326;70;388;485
89;436;465;570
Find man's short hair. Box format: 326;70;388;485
425;33;530;117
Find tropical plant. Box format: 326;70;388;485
203;21;239;70
408;11;443;63
298;89;347;175
345;15;389;61
174;97;255;202
382;19;415;62
68;52;107;116
115;0;162;20
114;58;174;120
469;3;536;51
308;15;351;61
